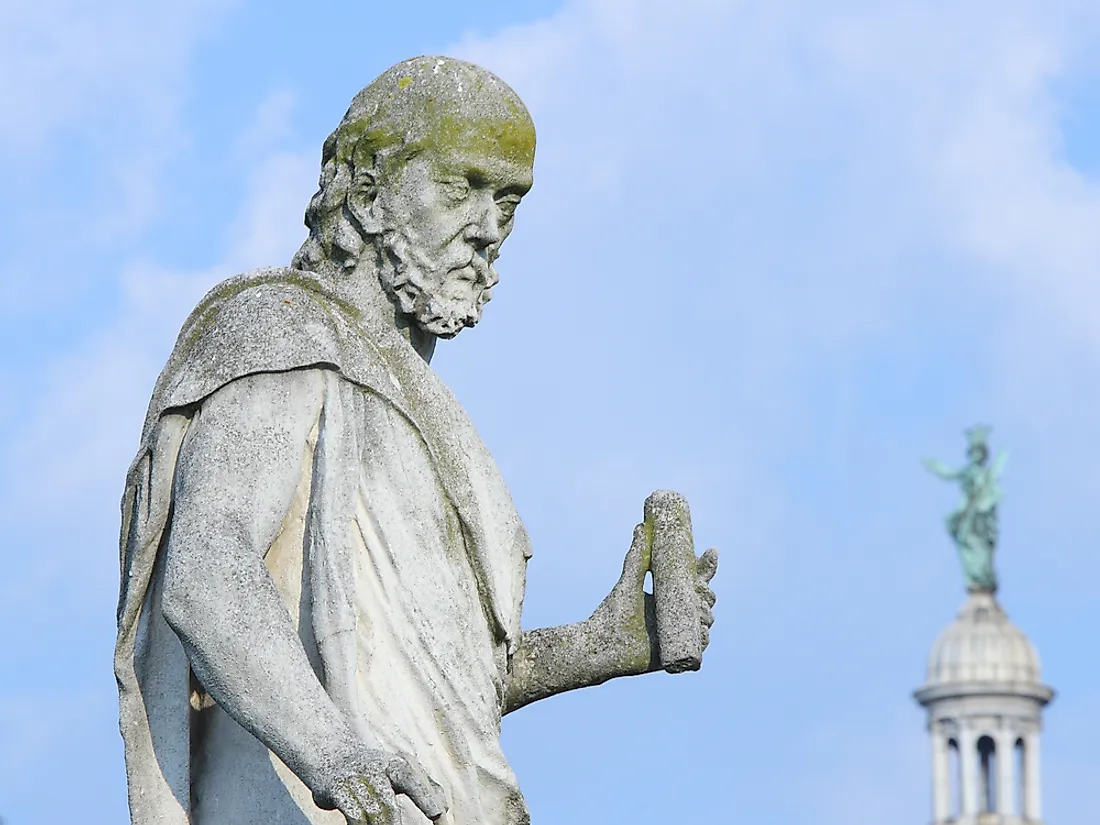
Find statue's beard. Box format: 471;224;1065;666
375;228;498;339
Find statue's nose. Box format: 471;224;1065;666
465;198;502;250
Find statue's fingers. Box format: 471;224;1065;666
699;604;714;629
354;776;399;825
696;547;719;583
327;784;366;823
696;582;716;608
387;755;447;821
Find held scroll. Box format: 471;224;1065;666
644;490;702;674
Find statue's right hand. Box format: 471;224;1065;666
922;457;951;477
312;745;448;824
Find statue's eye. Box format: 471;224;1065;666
496;195;521;222
440;177;470;202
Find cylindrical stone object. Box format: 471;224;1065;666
644;490;701;673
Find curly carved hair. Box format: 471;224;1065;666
291;55;535;274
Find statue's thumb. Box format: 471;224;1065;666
620;523;650;587
387;757;447;821
697;547;719;583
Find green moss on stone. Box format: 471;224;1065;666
331;58;536;171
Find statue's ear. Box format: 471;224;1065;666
346;164;383;235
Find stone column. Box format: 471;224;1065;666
1024;732;1042;820
931;729;951;822
996;729;1016;816
959;728;979;817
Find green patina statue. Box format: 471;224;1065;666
922;425;1008;593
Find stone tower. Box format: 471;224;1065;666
918;428;1053;824
914;592;1053;823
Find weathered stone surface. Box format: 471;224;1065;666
115;55;717;825
646;490;703;674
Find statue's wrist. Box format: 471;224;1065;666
592;604;653;679
293;723;361;800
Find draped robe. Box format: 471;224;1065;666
114;269;532;824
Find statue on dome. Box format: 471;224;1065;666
922;425;1007;593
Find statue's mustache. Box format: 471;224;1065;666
464;246;498;291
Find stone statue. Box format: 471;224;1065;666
114;56;718;825
922;425;1007;593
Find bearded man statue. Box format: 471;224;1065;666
114;56;718;825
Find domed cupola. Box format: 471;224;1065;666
923;592;1045;691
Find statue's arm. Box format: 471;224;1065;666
160;370;444;821
503;527;716;715
161;370;356;792
922;457;959;480
503;599;658;715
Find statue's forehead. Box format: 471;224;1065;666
413;110;535;169
422;148;534;193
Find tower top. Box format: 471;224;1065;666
915;592;1052;707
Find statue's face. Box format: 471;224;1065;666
372;147;533;338
968;445;988;464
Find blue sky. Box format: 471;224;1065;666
4;0;1100;822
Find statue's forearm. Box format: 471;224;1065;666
163;542;355;792
503;596;659;715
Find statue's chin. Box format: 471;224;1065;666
418;311;480;339
411;289;488;339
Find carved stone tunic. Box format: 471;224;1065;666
114;270;531;824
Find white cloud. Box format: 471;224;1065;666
1;124;316;611
233;88;300;160
0;0;235;148
813;4;1100;347
224;148;316;273
454;0;1100;346
0;0;240;319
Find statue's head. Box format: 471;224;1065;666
292;56;536;338
965;425;991;465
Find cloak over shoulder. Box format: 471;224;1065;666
115;268;531;823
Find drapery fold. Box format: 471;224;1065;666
115;268;531;823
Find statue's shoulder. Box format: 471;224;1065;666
177;267;358;348
149;267;363;425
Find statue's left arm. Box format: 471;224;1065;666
503;525;717;715
922;457;960;480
